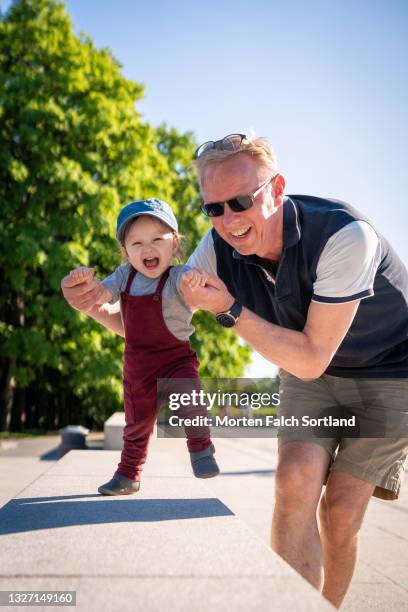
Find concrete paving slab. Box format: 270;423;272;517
4;432;407;610
0;436;65;509
0;577;332;612
363;498;408;540
350;559;391;584
358;523;408;568
0;458;58;510
203;437;408;610
0;473;294;578
0;435;60;458
0;446;333;611
200;437;277;543
47;440;193;478
341;582;408;611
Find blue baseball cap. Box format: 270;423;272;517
116;199;178;242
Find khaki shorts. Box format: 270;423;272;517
278;371;408;500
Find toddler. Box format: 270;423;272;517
67;199;219;495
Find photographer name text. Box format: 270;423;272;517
167;415;356;428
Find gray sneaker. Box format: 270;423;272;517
98;474;140;496
190;443;220;479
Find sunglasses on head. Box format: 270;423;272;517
194;133;248;159
200;175;277;218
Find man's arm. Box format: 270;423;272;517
61;274;125;337
180;274;360;379
235;299;360;379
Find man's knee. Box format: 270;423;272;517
275;442;330;510
275;457;314;500
319;478;373;546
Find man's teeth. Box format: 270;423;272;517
231;226;251;237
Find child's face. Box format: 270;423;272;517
123;216;178;278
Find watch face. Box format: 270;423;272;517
216;313;235;328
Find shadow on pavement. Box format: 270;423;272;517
0;496;234;534
40;447;61;461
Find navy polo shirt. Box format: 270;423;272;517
198;195;408;378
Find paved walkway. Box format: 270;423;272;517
208;438;408;611
0;434;103;509
0;436;332;612
0;434;407;610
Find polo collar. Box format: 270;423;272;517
232;196;301;262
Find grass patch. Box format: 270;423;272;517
0;429;55;439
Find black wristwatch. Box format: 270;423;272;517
215;300;242;328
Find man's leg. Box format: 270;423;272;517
271;441;332;590
319;469;375;608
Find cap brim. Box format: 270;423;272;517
117;211;177;241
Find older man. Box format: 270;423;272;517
178;134;408;608
61;134;408;609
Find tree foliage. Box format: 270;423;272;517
0;0;250;431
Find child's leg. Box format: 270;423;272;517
115;383;158;481
159;364;220;479
176;374;219;478
166;366;212;453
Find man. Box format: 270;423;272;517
178;133;408;608
61;133;408;609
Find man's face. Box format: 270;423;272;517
200;153;284;259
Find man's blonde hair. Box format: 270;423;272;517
193;134;279;186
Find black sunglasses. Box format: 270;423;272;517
200;176;277;218
194;133;248;159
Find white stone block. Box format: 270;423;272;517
103;411;125;450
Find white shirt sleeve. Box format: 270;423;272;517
186;230;218;276
312;221;382;304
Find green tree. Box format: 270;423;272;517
0;0;250;433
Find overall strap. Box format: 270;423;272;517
125;267;138;294
154;266;172;298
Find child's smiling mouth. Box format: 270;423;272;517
143;257;160;269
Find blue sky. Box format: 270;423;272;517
2;0;407;376
40;0;407;259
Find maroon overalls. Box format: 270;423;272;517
115;266;211;481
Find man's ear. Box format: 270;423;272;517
274;174;286;196
273;174;286;207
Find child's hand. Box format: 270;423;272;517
181;268;208;291
179;271;233;314
68;267;95;286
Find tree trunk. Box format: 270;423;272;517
10;385;26;432
0;360;14;433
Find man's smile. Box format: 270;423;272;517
229;225;252;239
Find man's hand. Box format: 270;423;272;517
180;268;209;291
180;270;234;314
61;268;112;312
68;266;95;285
